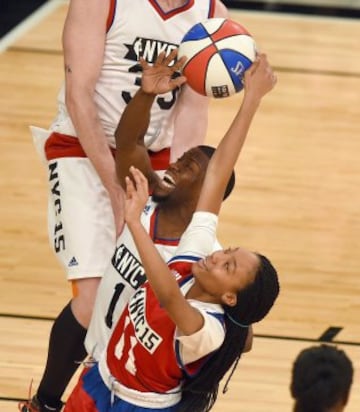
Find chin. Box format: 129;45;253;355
151;192;168;203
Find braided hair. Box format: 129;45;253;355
291;344;353;412
176;254;280;412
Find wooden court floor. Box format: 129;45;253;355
1;2;360;411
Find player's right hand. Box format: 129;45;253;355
139;49;187;95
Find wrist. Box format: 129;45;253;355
138;87;157;98
127;219;143;231
242;93;261;110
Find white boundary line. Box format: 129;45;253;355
0;0;67;54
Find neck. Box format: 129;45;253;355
156;203;192;238
186;280;220;304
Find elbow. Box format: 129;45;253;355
157;289;180;311
64;87;78;113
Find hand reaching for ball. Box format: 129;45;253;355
139;49;187;95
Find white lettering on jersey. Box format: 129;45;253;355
125;37;177;64
128;289;162;354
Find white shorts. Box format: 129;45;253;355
31;126;116;280
31;126;171;281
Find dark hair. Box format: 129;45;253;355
198;145;236;201
176;254;280;412
291;344;353;412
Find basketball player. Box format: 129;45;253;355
21;1;229;411
291;344;354;412
63;51;279;412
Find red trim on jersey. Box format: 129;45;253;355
106;0;117;32
44;132;97;160
208;0;216;17
44;132;170;172
149;0;195;20
149;207;180;246
148;148;171;171
149;208;156;241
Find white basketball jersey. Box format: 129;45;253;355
51;0;216;151
85;198;180;360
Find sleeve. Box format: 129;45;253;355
175;308;225;365
173;211;218;259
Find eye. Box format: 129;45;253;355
186;160;194;169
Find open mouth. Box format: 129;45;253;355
161;172;176;189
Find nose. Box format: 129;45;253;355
167;162;179;174
210;250;226;264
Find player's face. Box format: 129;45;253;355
192;248;259;304
152;148;209;202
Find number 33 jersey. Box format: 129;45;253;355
51;0;216;151
85;198;179;360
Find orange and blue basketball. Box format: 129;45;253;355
178;18;256;98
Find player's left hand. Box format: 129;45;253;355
125;166;149;224
140;49;187;95
243;53;277;101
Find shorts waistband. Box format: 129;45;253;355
98;356;181;408
44;131;170;171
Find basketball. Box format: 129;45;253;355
178;18;256;98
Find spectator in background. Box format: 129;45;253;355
291;344;354;412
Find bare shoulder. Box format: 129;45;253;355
65;0;110;24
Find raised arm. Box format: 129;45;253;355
114;50;186;189
196;54;277;214
125;167;206;335
63;0;124;233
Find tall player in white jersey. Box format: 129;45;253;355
22;1;229;412
64;51;279;412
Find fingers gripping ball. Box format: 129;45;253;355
178;18;256;98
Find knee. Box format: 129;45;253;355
71;278;101;327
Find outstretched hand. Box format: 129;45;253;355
140;49;187;95
243;53;277;100
124;166;149;225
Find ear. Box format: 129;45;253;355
221;291;237;307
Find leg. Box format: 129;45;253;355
37;278;100;409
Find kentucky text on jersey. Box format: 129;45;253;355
112;244;146;289
128;288;162;354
